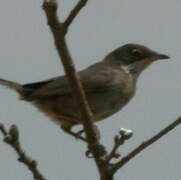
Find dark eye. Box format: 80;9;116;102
131;49;143;57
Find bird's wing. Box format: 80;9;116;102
24;63;115;98
23;77;59;90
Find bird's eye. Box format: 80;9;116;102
131;49;143;57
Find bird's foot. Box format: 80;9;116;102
61;124;100;142
61;126;88;142
77;129;85;135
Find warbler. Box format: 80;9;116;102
0;44;170;137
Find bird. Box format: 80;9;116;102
0;44;170;139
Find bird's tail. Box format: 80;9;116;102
0;78;23;94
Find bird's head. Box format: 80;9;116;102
105;44;170;76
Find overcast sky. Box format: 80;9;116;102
0;0;181;180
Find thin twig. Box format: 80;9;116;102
106;129;133;163
0;123;7;135
111;117;181;173
0;123;46;180
105;136;124;163
106;142;121;163
64;0;88;33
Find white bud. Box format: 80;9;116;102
119;128;133;139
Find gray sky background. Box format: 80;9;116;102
0;0;181;180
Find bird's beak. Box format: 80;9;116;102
150;53;170;61
157;54;170;60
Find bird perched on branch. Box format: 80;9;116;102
0;44;169;138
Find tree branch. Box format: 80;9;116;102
42;0;107;176
0;123;46;180
64;0;88;33
111;117;181;173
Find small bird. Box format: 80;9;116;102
0;44;169;138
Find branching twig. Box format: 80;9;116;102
106;128;133;163
0;123;46;180
111;117;181;173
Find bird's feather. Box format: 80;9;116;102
23;62;117;99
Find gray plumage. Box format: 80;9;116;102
0;44;169;132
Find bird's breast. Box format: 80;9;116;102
90;74;136;121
